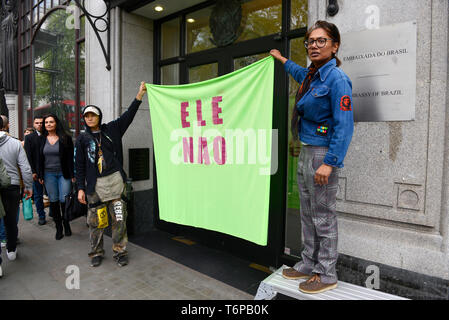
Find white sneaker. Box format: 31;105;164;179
6;249;17;261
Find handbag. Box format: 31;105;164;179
64;184;87;222
22;196;33;220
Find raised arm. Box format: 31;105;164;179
270;49;308;84
269;49;288;64
109;82;147;136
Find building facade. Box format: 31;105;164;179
6;0;449;299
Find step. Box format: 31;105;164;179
254;265;409;300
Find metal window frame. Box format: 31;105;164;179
18;0;86;137
154;0;307;84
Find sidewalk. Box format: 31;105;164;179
0;214;253;300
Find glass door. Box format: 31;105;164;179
154;0;308;268
180;35;286;266
188;62;219;83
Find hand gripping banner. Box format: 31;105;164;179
146;56;274;245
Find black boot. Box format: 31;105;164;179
60;202;72;236
48;200;54;218
51;202;64;240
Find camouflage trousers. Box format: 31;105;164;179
87;191;128;259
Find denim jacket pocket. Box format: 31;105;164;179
309;86;330;115
311;86;330;98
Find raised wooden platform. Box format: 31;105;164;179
255;265;409;300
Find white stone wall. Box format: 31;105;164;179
309;0;449;280
85;1;154;192
120;11;154;192
5;94;18;137
85;0;114;122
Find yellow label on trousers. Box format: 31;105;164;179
97;207;109;229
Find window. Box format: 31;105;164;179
19;0;85;137
188;63;218;83
33;10;76;135
186;6;215;54
291;0;308;30
236;0;282;43
161;17;181;59
161;64;180;85
157;0;308;84
234;52;269;71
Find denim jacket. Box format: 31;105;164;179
284;58;354;168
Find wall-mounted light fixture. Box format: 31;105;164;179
72;0;111;70
187;18;195;23
327;0;339;16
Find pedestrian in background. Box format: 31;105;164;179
21;128;33;147
0;115;33;264
0;127;34;246
0;116;6;278
37;114;74;240
24;116;47;225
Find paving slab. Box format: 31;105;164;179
0;213;253;300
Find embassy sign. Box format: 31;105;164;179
339;21;417;122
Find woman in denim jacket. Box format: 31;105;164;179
271;20;354;294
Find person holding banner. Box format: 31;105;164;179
270;20;354;294
75;82;147;268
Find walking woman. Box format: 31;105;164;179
37;114;74;240
270;20;354;294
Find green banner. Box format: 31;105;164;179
146;56;274;245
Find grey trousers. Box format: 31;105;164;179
293;145;339;284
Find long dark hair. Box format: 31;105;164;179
305;20;342;66
42;114;70;144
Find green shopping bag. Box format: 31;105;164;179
22;196;33;221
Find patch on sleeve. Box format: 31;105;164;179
316;124;329;136
340;95;352;111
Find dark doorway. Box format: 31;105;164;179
153;0;308;269
154;35;288;268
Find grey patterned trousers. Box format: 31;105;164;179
293;145;339;284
